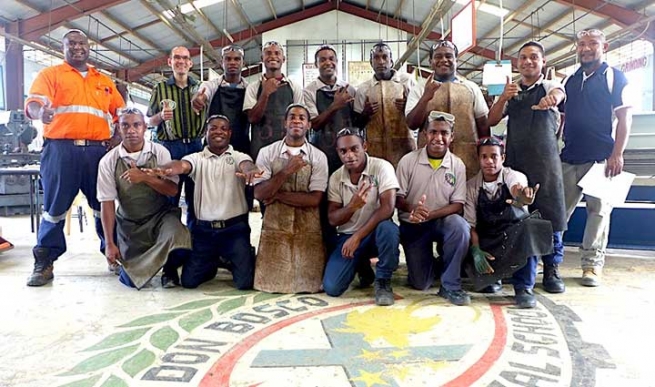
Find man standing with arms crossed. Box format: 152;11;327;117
560;29;633;287
24;29;125;286
147;46;204;224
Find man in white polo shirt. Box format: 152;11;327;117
97;108;191;290
156;114;262;289
253;103;329;293
322;127;400;306
396;111;471;306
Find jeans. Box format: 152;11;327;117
323;220;400;297
181;220;254;289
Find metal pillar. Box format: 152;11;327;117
5;22;25;111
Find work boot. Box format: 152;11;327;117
26;247;54;287
374;278;394;306
581;267;602;287
542;264;565;293
437;287;471;306
479;280;502;294
357;263;376;289
514;288;537;309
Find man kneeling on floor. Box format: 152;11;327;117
323;127;400;306
97;108;191;289
463;136;554;308
396;111;471;306
156;114;261;289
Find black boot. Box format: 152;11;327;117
543;264;565;293
374;278;394;306
27;247;54;287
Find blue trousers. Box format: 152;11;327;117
181;220;254;289
159;139;202;226
400;214;470;291
36;140;106;261
323;220;400;297
510;256;538;290
542;231;564;266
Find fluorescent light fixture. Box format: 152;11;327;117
454;0;509;18
163;0;224;18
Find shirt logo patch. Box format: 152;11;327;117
445;172;456;187
226;156;235;165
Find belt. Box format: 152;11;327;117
46;139;109;147
161;138;202;144
196;214;248;229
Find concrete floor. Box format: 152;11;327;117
1;213;654;387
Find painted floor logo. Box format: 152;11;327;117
56;289;614;387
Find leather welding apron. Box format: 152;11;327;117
309;88;354;173
254;156;326;293
114;154;191;289
208;85;250;155
250;83;294;160
365;80;416;168
465;183;553;290
419;81;479;180
505;84;567;232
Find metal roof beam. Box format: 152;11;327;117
549;14;655;69
20;0;130;41
555;0;655;42
338;2;517;68
394;0;449;69
13;0;143;65
100;10;167;57
267;0;278;19
126;1;518;81
99;19;160;44
503;9;574;55
393;0;406;19
127;1;336;81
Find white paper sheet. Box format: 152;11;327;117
577;163;635;206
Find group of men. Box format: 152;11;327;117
23;28;631;309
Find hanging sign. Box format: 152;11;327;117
483;60;512;96
452;1;476;55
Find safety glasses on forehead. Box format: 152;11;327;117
119;107;143;115
206;114;231;124
263;41;284;52
431;40;459;56
477;136;504;148
336;127;366;139
428;111;455;124
576;29;605;39
221;45;245;56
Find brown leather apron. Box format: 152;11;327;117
418;81;479;180
254;155;326;293
365;80;416;168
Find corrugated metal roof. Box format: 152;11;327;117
0;0;652;88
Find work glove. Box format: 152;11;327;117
471;245;495;274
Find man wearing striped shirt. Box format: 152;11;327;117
147;46;205;225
